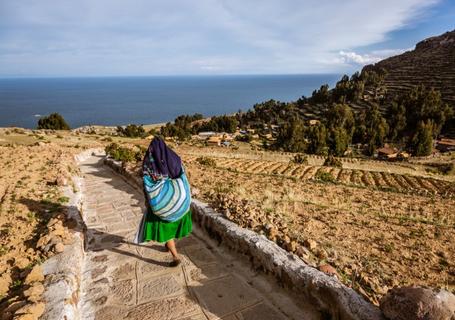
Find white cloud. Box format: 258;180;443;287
338;48;412;65
0;0;441;76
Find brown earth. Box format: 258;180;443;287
1;127;454;310
0;128;103;319
164;144;455;305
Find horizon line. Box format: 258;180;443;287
0;72;346;80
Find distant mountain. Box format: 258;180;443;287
363;29;455;106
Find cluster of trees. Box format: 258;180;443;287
272;83;452;157
160;113;203;140
116;124;146;138
37;113;70;130
160;113;238;140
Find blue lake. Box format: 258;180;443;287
0;74;340;128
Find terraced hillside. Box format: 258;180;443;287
364;29;455;106
182;155;455;199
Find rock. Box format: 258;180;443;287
36;235;51;249
14;257;30;269
2;300;27;319
55;176;68;186
318;264;338;277
191;187;200;197
14;302;45;320
380;286;455;320
315;248;328;260
0;272;12;296
50;222;65;237
24;265;44;285
23;283;44;300
304;239;317;251
53;242;65;253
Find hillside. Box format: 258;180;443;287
364;29;455;106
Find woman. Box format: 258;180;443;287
134;137;192;267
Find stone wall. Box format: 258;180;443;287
40;149;103;319
104;156;384;320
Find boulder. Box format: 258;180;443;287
23;283;44;300
24;265;44;285
0;272;12;297
14;302;45;320
380;286;455;320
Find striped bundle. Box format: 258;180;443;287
142;169;191;222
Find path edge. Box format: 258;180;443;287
104;156;384;320
40;148;103;320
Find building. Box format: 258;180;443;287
376;146;398;160
436;138;455;152
207;136;221;146
198;131;217;138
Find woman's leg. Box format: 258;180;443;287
166;239;180;264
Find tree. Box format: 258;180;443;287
400;85;451;137
325;103;355;138
408;121;434;156
327;127;349;156
387;101;407;141
306;123;328;155
311;84;330;104
37;113;70;130
364;104;389;155
274;119;307;152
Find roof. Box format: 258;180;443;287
437;138;455;146
377;147;398;155
207;136;221;142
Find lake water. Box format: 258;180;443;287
0;75;340;128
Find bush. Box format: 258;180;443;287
37;113;70;130
116;124;146;138
292;154;308;165
315;170;336;183
426;163;455;175
235;134;252;142
196;156;216;167
323;155;342;168
105;143;144;163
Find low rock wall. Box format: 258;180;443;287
104;156;384;320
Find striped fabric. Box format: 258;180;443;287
143;169;191;223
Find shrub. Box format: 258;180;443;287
315;170;336;183
426;163;455;175
116;124;146;138
105;143;143;163
235;134;252;142
323;155;342;168
196;156;216;167
292;154;308;165
37;113;70;130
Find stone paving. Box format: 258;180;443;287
78;155;319;320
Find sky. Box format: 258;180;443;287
0;0;454;77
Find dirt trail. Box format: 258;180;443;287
77;155;319;320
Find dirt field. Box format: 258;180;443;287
0;128;105;315
167;144;455;305
1;128;454;307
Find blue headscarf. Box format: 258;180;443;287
142;137;182;180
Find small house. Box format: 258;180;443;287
207;136;221;146
198;131;217;138
376;146;398;160
436;138;455;152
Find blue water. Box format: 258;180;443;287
0;75;340;129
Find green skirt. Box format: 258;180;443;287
143;208;193;243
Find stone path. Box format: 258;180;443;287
78;155;319;320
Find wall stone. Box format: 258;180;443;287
104;156;384;320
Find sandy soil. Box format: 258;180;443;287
168;144;455;305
